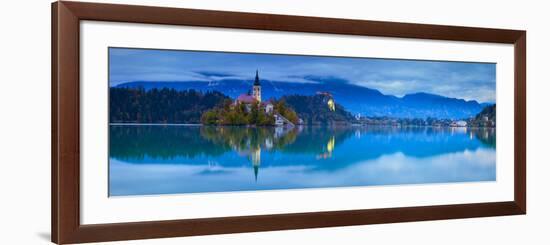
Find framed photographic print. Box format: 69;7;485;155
52;1;526;244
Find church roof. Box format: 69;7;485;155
254;70;261;86
237;94;257;103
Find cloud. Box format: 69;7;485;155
194;71;237;78
109;48;496;103
352;79;425;97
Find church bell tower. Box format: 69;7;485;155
253;70;261;102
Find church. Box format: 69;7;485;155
235;70;274;115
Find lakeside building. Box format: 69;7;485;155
451;120;468;127
235;70;275;115
234;70;297;128
316;91;336;112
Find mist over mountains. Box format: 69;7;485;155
115;78;490;119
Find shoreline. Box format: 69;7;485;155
109;122;495;129
109;123;202;126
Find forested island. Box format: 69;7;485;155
201;100;299;126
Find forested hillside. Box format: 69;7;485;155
282;94;356;125
109;87;229;123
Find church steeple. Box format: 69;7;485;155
252;70;261;102
254;69;261;86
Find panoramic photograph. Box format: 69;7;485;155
108;47;496;196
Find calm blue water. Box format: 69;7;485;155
109;125;496;196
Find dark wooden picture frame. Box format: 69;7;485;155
52;1;526;244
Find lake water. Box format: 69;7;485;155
109;125;496;196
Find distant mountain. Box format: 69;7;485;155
116;79;486;119
397;92;484;119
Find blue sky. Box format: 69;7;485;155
109;47;496;103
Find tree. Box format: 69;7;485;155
282;109;299;124
201;110;219;124
247;101;259;124
200;97;301;126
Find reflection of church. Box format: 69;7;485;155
250;148;261;181
244;129;336;181
231;71;304;181
239;127;298;182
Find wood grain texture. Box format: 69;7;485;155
61;1;524;43
52;1;81;243
51;1;527;244
514;33;527;213
70;202;522;244
51;2;58;243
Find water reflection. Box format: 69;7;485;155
109;125;496;196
